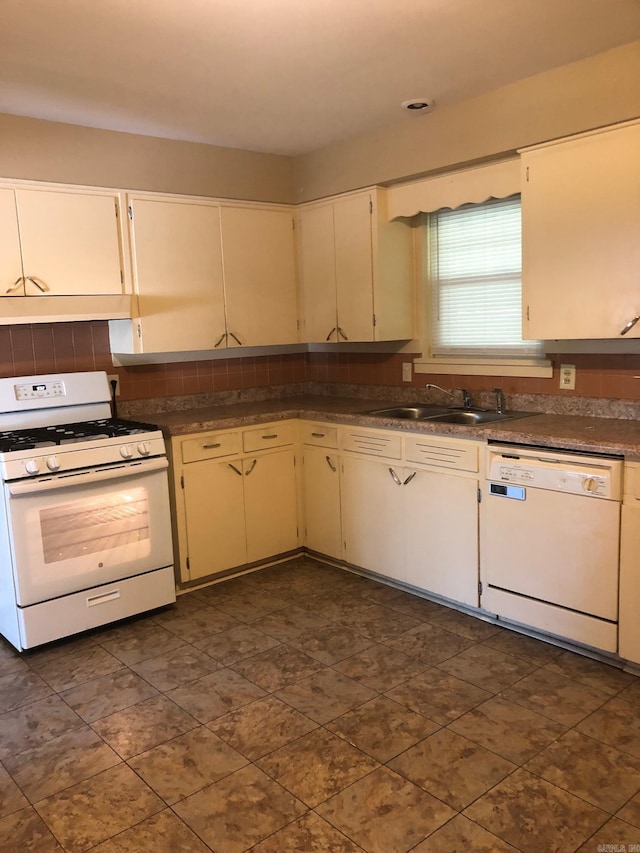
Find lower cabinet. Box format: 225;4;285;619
171;423;299;583
302;444;343;561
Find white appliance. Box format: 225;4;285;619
480;442;623;652
0;371;175;651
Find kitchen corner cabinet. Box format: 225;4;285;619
0;185;126;299
300;423;343;560
170;422;299;583
297;188;414;343
521;121;640;340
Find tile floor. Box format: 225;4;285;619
1;556;640;852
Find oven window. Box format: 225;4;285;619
40;487;150;564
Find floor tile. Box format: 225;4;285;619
0;695;83;760
502;667;612;726
383;592;448;621
128;644;220;692
317;766;456;853
230;644;324;692
98;622;185;665
463;767;609;853
481;629;564;665
193;623;280;664
427;608;502;641
619;678;640;707
0;806;63;852
208;695;318;760
167;667;266;723
275;668;376;723
436;643;538;692
448;695;567;764
251;811;364;852
576;697;640;758
0;669;53;713
390;727;516;810
249;606;332;642
412;814;519;852
160;607;240;643
0;764;28;818
359;583;406;606
3;725;120;803
90;808;212;852
31;645;123;693
213;590;290;621
385;668;492;725
617;791;640;827
288;624;374;665
327;695;440;762
0;641;29;678
333;643;426;691
339;604;422;643
129;726;247;804
525;729;640;812
60;668;158;722
173;764;307;853
386;622;475;666
91;694;198;759
35;764;164;853
575;817;640;852
256;727;378;807
544;650;636;695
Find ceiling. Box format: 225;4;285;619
1;0;640;156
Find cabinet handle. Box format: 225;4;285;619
311;432;326;438
214;332;226;347
229;331;242;346
337;326;348;341
620;316;640;336
261;434;278;440
326;327;337;341
403;472;417;486
228;463;242;476
5;276;24;294
326;455;337;472
202;443;221;449
388;467;402;486
245;459;257;476
25;276;49;293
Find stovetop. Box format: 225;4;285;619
0;418;161;453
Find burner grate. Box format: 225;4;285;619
0;418;160;453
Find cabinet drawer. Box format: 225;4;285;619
404;435;479;473
341;427;401;459
243;422;295;452
300;422;338;448
181;431;240;463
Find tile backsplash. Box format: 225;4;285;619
2;321;640;404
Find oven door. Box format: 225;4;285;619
5;457;174;606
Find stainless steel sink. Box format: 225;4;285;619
365;405;452;419
365;405;536;426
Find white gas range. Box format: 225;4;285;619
0;371;176;651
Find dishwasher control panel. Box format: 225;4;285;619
486;445;623;500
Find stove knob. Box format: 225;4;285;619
137;441;151;456
583;477;597;493
120;444;133;460
25;459;40;475
46;456;60;471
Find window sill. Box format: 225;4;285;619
413;357;553;378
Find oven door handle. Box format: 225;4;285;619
7;456;168;496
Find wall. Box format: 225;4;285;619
0;114;295;204
293;40;640;201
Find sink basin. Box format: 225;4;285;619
426;410;534;426
365;405;451;419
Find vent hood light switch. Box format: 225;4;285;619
559;364;576;390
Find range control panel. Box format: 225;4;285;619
14;381;65;401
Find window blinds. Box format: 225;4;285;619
429;196;543;359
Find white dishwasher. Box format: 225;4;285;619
480;443;623;653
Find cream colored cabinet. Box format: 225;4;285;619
220;206;298;346
521;121;640;340
619;462;640;665
170;422;299;583
298;188;414;343
301;423;342;560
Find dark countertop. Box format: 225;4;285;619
146;395;640;460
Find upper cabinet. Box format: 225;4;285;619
297;188;415;343
521;121;640;341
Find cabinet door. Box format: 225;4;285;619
302;446;342;560
404;469;479;607
15;188;125;296
0;189;24;296
522;123;640;340
334;192;374;342
298;204;338;342
220;207;298;346
243;450;298;564
182;458;247;579
341;455;405;581
130;197;227;352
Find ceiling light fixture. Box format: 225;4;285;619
401;98;435;114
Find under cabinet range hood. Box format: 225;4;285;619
0;294;132;325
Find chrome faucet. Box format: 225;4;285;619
493;387;506;414
425;383;474;409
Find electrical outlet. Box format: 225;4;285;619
402;362;412;382
559;364;576;390
107;374;120;396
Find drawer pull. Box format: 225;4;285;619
262;434;278;440
202;443;221;449
326;455;337;472
245;459;257;476
228;463;242;476
87;589;120;607
311;432;326;438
